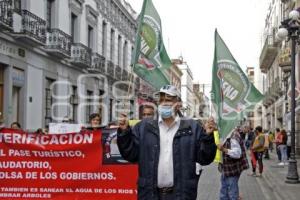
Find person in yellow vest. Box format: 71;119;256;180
250;126;265;177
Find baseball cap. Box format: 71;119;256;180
159;85;180;97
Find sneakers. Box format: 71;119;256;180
247;173;257;177
256;173;262;178
284;162;289;166
278;162;285;166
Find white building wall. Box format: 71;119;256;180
28;0;45;19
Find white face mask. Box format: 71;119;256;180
158;105;174;119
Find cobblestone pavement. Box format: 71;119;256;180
197;163;276;200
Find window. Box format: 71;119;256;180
102;21;107;55
86;90;93;123
46;0;54;29
88;25;94;50
110;29;115;61
109;98;113;122
70;86;78;123
45;78;55;126
130;46;134;64
123;41;128;68
14;0;21;13
71;13;78;42
118;35;122;66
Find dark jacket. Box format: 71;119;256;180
117;118;217;200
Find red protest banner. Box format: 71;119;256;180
0;128;138;200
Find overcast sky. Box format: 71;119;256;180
126;0;270;87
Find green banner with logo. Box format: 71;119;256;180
131;0;171;90
211;30;264;139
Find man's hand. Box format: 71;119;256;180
118;113;129;130
217;144;228;153
204;117;216;135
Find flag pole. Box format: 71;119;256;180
121;0;147;119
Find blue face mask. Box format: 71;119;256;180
158;105;174;119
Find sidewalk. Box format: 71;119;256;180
255;151;300;200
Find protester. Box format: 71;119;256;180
287;131;291;160
141;104;155;119
10;122;21;129
277;129;288;166
117;85;217;200
217;128;249;200
88;113;101;130
268;131;274;153
245;127;254;150
250;126;265;177
263;131;270;159
275;128;282;163
35;128;47;134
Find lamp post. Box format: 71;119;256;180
277;10;300;184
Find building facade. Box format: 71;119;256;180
258;0;300;154
169;59;183;93
176;57;194;117
0;0;140;130
245;67;255;128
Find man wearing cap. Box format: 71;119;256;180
117;85;217;200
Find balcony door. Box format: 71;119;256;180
12;86;21;123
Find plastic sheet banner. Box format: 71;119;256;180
0;128;137;200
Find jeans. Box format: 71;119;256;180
253;152;263;174
278;145;287;163
220;174;240;200
276;145;282;162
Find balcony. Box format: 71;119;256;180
278;47;291;72
122;69;128;81
45;29;71;58
0;0;13;30
70;43;92;68
115;65;122;80
12;10;46;46
107;60;115;78
259;35;279;73
274;77;284;97
88;53;106;73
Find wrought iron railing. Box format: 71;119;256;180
122;69;128;81
71;43;92;66
45;28;71;56
20;10;46;44
90;53;106;73
115;65;122;80
107;60;114;77
0;0;13;29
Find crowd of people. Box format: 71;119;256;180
0;84;292;200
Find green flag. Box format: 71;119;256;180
211;30;264;139
131;0;171;90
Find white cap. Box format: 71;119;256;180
159;85;180;98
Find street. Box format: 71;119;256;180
197;163;276;200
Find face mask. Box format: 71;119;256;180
158;105;174;119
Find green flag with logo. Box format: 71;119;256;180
131;0;171;90
211;30;264;139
